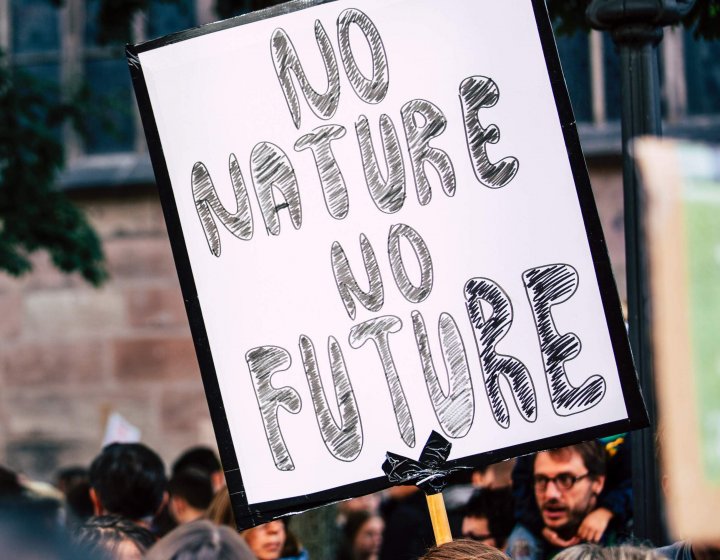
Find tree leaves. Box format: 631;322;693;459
0;53;107;285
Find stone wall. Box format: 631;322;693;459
0;160;626;482
0;188;214;480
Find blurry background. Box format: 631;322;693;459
0;0;719;483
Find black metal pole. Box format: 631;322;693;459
586;0;695;546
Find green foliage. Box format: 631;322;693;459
684;0;720;39
0;53;107;285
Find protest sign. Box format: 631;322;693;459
128;0;646;528
636;138;720;542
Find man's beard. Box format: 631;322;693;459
542;499;591;540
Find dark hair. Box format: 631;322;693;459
337;510;376;560
172;447;221;476
463;488;515;548
56;466;89;491
421;540;511;560
65;480;95;527
89;443;167;520
553;544;606;560
535;441;607;479
0;466;23;497
74;515;156;557
554;544;662;560
168;468;214;510
344;510;373;539
145;520;255;560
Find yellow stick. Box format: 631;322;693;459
425;492;453;545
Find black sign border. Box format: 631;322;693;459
127;0;648;529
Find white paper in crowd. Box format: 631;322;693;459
128;0;646;527
102;412;142;447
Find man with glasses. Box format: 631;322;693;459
505;441;611;560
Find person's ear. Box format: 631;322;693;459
89;487;104;516
169;495;185;522
211;471;226;493
591;475;606;497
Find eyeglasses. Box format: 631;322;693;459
534;472;590;491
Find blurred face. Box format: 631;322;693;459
243;521;286;560
461;516;496;548
534;450;604;538
353;517;383;559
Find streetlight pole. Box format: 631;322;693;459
586;0;695;545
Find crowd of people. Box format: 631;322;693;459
0;433;715;560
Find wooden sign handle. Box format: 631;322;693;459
426;492;453;545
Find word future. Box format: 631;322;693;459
248;243;607;471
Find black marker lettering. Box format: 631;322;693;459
349;316;415;447
250;142;301;236
295;125;349;220
246;346;302;471
523;264;606;415
192;156;253;257
299;335;363;461
401;99;456;205
388;224;433;303
355;114;405;213
331;235;384;320
337;8;389;104
459;76;519;188
465;278;537;429
271;21;340;129
412;310;474;438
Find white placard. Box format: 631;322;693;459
130;0;644;526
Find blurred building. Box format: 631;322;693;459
0;0;718;481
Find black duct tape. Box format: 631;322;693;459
382;431;466;495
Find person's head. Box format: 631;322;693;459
554;544;606;560
555;544;663;560
145;520;255;560
461;487;514;549
56;466;89;494
66;480;95;527
168;468;215;525
533;442;606;540
603;546;663;560
420;539;511;560
172;447;224;492
471;460;515;489
340;510;384;560
74;515;156;560
89;443;167;524
242;520;286;560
